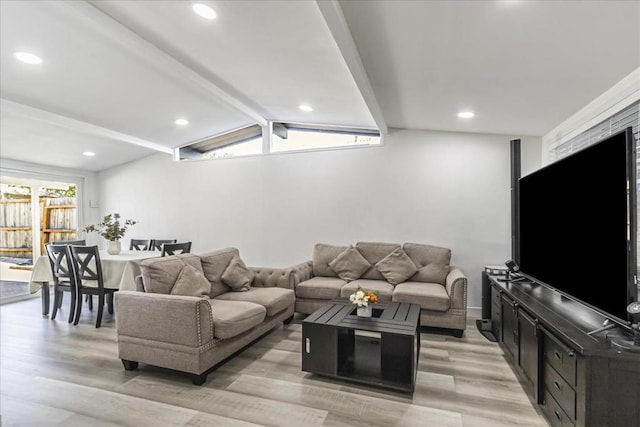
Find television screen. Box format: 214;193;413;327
519;127;636;324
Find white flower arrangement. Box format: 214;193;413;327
349;288;378;308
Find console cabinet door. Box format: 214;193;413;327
501;295;518;359
518;308;540;401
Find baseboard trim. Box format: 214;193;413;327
467;306;481;318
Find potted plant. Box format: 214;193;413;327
349;287;379;317
83;213;137;255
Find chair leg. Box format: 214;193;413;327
74;293;83;325
51;290;61;320
107;293;114;315
57;293;63;308
68;290;76;323
42;283;50;316
96;294;105;328
87;295;93;310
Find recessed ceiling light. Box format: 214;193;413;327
14;51;42;65
299;104;313;112
82;151;95;157
175;118;189;126
193;3;217;20
457;111;475;119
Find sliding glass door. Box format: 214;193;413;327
0;177;78;302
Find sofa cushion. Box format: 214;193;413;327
313;243;348;277
355;242;401;280
393;281;450;312
296;277;347;299
141;254;204;295
215;287;295;317
171;264;211;297
206;299;266;339
329;246;371;281
340;279;394;302
375;247;418;285
403;243;451;285
221;255;255;291
200;247;238;297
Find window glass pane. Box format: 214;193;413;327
272;129;380;153
201;137;262;159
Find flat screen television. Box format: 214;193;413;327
519;127;637;327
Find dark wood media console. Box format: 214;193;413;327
485;272;640;427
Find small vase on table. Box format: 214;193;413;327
357;305;372;317
107;240;121;255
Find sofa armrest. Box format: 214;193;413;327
290;260;314;286
250;267;294;289
115;291;214;348
445;267;467;310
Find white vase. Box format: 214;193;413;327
107;240;121;255
357;306;372;317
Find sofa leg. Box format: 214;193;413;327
192;372;208;386
452;329;464;338
283;315;294;325
121;359;139;371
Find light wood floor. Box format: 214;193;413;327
0;296;549;427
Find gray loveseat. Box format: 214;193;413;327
115;248;295;385
292;241;467;337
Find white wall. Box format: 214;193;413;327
97;129;541;311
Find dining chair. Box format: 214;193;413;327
52;239;86;245
161;242;192;257
67;245;118;328
44;244;77;323
149;239;177;251
51;240;92;310
129;239;151;251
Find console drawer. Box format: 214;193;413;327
542;389;576;427
544;362;576;419
491;286;501;308
544;333;576;386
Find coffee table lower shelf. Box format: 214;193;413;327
337;334;414;393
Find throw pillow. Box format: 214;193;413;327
328;246;371;281
375;247;418;285
312;243;349;277
221;255;255;291
171;264;211;297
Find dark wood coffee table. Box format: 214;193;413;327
301;299;421;393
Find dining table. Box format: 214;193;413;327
30;249;162;316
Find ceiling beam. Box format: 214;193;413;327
1;98;174;154
315;0;388;135
58;0;267;127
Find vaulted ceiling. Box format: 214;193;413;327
1;1;638;171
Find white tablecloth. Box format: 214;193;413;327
30;250;161;292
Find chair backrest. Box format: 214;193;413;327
45;243;75;286
129;239;151;251
67;245;104;291
52;239;86;245
149;239;177;251
161;242;192;257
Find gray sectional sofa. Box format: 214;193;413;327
292;241;468;337
115;248;295;385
